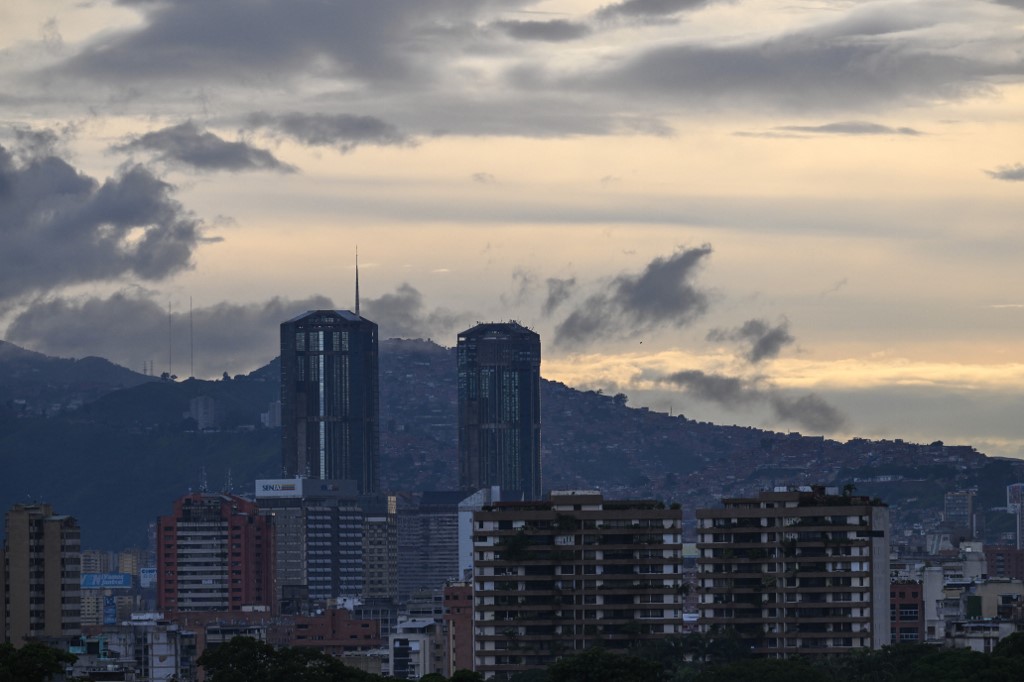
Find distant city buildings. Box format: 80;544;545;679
281;309;380;492
156;493;274;613
1;503;82;644
457;322;542;500
397;491;463;600
697;486;891;656
255;478;364;614
472;491;684;677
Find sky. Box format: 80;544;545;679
1;0;1023;456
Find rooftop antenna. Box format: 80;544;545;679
189;296;194;379
167;302;172;377
355;247;360;316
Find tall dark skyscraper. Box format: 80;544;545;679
457;321;541;499
281;309;379;492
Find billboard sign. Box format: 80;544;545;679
81;573;133;589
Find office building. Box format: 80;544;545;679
472;491;684;677
697;486;890;657
457;322;541;500
944;490;975;538
281;309;379;493
156;493;274;613
256;478;364;614
398;491;464;599
362;494;399;603
1;503;82;644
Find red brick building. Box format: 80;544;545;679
443;581;474;675
890;580;924;644
157;493;274;613
985;546;1024;581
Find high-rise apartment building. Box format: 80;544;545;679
256;478;364;614
281;309;379;493
697;486;890;657
156;493;274;613
472;491;684;677
398;491;464;599
362;494;399;602
457;322;541;500
2;503;82;644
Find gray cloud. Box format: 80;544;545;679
6;291;333;378
114;121;296;173
495;20;591;42
596;0;715;20
663;369;760;406
986;163;1024;181
662;369;845;432
775;121;922;136
362;283;464;340
707;318;794;363
769;393;846;433
543;277;576;316
0;144;205;305
472;172;496;184
248;112;412;153
555;246;711;345
553;6;1014;113
58;0;515;87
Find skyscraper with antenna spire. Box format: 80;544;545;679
280;255;379;493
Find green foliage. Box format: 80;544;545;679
547;647;662;682
450;671;486;682
0;642;76;682
198;637;379;682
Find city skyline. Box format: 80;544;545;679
1;1;1023;456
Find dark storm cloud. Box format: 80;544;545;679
113;121;296;173
707;318;794;363
0;144;205;305
986;163;1024;181
248;113;412;153
776;121;922;136
494;20;591;42
662;369;846;432
5;292;334;377
663;369;759;406
769;393;846;433
543;277;576;316
554;246;711;346
596;0;715;20
362;283;464;340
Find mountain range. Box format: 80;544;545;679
0;338;1021;550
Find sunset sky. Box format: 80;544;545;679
1;0;1023;455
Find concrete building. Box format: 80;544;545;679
390;619;444;680
398;491;463;599
362;495;399;602
443;581;474;676
472;491;684;677
281;309;379;492
156;493;274;613
697;486;890;657
944;490;976;539
457;322;542;500
255;478;364;614
2;503;81;644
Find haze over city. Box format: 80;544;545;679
2;0;1023;455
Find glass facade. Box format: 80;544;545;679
281;310;379;493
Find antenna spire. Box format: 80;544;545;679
355;247;360;316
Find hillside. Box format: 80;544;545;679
0;338;1022;549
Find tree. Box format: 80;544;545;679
547;648;662;682
197;636;276;682
0;642;76;682
450;671;486;682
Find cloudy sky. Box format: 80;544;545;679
1;0;1023;455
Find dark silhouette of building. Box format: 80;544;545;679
281;309;379;492
457;322;541;500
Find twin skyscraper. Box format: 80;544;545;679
280;308;541;499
